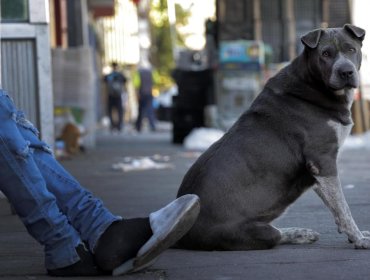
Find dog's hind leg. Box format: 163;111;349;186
197;222;283;251
278;227;320;244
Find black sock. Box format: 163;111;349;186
94;218;153;271
47;243;104;276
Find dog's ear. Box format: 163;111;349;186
301;29;322;49
344;24;366;42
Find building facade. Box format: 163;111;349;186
0;0;54;144
216;0;350;62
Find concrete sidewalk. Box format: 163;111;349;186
1;129;370;279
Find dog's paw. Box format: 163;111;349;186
349;232;370;244
354;237;370;249
279;227;320;244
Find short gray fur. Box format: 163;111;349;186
176;24;368;251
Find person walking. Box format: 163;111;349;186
0;88;200;276
135;66;157;132
104;62;127;132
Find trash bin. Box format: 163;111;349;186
216;40;265;129
172;69;213;143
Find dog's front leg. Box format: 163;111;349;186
313;175;370;249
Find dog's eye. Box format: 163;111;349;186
322;51;330;57
348;48;356;53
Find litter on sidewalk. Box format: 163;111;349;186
183;128;224;151
112;155;174;172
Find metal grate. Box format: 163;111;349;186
328;0;350;27
217;0;254;40
261;0;284;62
294;0;322;55
0;39;39;127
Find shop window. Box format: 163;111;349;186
0;0;29;22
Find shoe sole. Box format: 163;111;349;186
112;194;200;276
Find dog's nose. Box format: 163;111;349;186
339;69;354;80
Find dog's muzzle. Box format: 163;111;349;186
329;58;359;91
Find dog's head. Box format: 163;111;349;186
301;24;365;96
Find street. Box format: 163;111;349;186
1;128;370;279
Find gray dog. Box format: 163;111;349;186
176;24;370;251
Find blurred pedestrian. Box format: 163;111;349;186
135;66;156;132
0;88;200;276
104;62;127;132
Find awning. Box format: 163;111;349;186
88;0;115;18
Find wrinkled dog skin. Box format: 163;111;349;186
176;24;370;250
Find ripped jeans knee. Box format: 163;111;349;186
0;91;52;159
14;140;33;160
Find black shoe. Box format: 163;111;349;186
94;218;152;272
47;244;104;277
95;195;200;276
112;194;200;276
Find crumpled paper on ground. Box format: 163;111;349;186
183;128;225;151
112;155;174;172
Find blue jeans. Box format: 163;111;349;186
0;90;120;269
135;95;156;132
108;95;124;131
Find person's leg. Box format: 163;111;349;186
96;194;200;275
139;96;151;131
14;99;201;275
31;149;201;275
121;94;126;130
34;150;122;250
107;96;115;131
15;109;121;255
7;89;201;275
147;97;156;131
135;99;144;132
0;91;94;274
19;140;193;274
116;97;123;131
111;98;118;130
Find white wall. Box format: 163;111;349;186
352;0;370;100
0;0;54;145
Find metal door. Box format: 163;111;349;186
1;39;39;127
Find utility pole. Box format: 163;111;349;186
136;0;152;68
253;0;262;41
167;0;178;63
284;0;296;60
